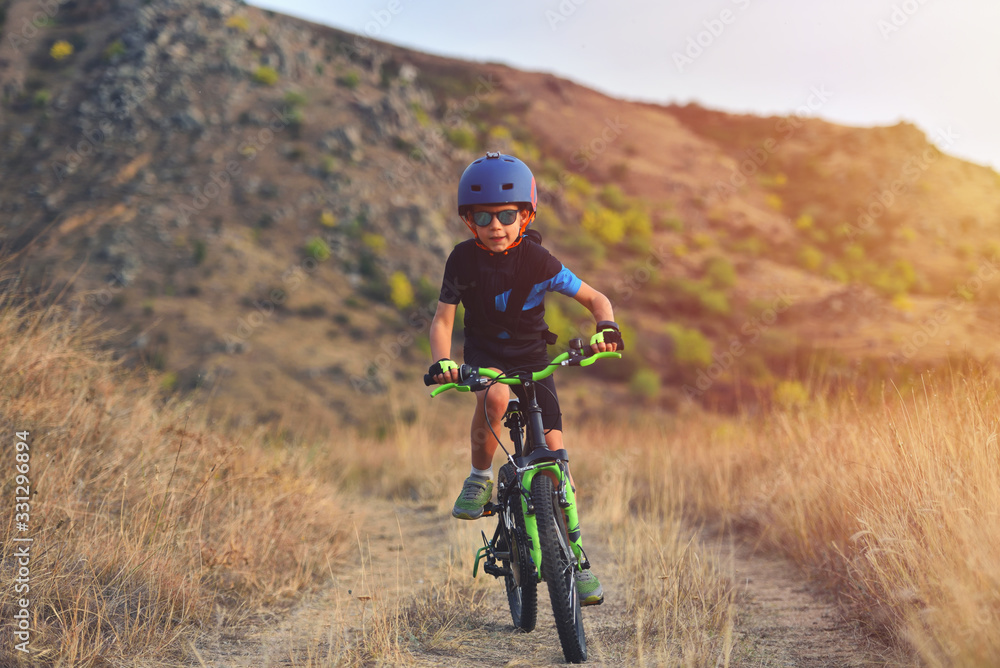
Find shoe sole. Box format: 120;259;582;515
581;595;604;606
452;508;484;520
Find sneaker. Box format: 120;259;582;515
452;476;493;520
575;569;604;606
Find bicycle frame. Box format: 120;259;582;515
432;348;619;581
506;380;585;580
434;343;619;659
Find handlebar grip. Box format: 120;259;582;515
424;364;475;386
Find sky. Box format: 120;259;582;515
250;0;1000;171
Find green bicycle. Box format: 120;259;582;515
426;339;620;663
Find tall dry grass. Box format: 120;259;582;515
605;369;1000;666
0;296;350;666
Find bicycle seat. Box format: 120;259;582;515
518;448;569;467
505;399;520;414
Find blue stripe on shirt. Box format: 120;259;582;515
494;267;583;313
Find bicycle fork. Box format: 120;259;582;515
520;462;586;580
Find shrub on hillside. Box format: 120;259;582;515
284;91;308;107
389;271;414;309
703;256;736;288
629;368;661;401
303;237;330;261
50;40;74;60
225;15;250;32
599;184;628;212
103;39;126;60
445;127;478;151
773;379;809;409
253;65;279;86
798;246;824;272
664;323;713;367
580;206;622;245
337;71;361;89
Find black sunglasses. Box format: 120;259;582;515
469;209;520;227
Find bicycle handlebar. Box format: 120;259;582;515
427;350;621;397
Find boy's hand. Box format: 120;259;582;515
428;358;459;384
590;321;624;354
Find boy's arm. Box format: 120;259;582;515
572;282;619;352
429;301;460;383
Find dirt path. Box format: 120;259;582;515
703;530;907;667
193;501;909;667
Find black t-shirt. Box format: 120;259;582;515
439;238;582;360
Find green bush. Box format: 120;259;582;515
703;256;736;288
664;323;713;367
410;102;430;127
581;206;625;245
303;237;331;261
666;278;730;317
629;369;661;401
773;380;809;409
50;40;74;61
445;127;478;151
691;233;714;250
599;184;628;212
104;39;126;60
843;243;865;263
826;262;849;283
253;66;279;86
389;271;414;309
226;15;250;32
337;71;361;89
729;237;762;256
415;277;439;305
319;155;337;177
563;233;606;267
798;246;824;272
192;239;207;265
698;290;730;316
662;216;684;233
284;91;308;107
160;371;178;392
623;207;652;240
567;175;594;199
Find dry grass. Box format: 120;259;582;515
0;295;350;666
617;369;1000;666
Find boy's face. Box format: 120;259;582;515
467;204;527;253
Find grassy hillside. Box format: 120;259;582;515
1;0;999;432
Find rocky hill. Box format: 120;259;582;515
2;0;1000;432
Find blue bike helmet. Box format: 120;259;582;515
457;152;537;216
457;152;537;252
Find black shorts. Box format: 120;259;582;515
464;339;562;432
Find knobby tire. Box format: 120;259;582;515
531;473;586;663
499;463;537;631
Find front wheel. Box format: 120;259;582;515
531;473;586;663
499;463;537;631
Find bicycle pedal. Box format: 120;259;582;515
481;502;499;517
483;563;511;578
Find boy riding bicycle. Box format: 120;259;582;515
427;152;623;606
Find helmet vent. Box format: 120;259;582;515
471;185;482;191
502;183;514;190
